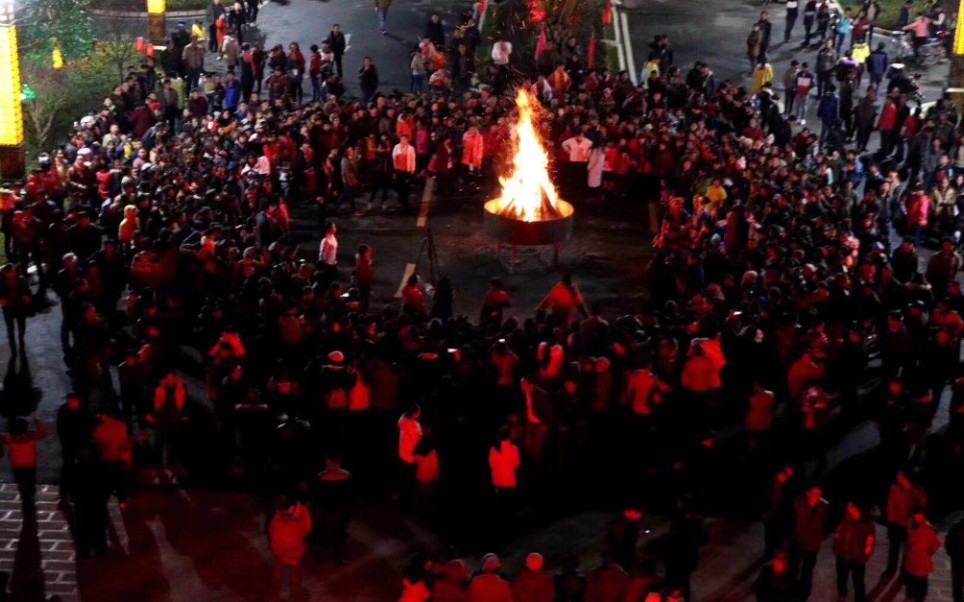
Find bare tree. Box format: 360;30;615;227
96;17;138;81
20;62;71;152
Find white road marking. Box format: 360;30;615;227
620;10;637;84
416;177;435;228
395;263;416;298
611;2;627;74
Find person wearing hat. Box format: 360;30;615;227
467;554;512;601
512;553;555;602
171;21;192;74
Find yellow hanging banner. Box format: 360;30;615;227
0;25;25;147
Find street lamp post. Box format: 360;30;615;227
147;0;166;46
0;0;25;183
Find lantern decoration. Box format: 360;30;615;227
146;43;155;58
136;36;146;53
0;24;24;146
956;7;964;55
147;0;167;45
52;38;64;70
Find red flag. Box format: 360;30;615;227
587;32;597;68
602;0;613;25
478;0;487;19
534;26;547;60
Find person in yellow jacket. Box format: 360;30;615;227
192;20;206;43
752;57;774;94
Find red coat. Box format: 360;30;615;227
904;522;941;577
467;574;513;602
269;503;313;565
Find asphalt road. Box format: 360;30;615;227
256;0;466;95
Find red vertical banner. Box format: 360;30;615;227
602;0;613;25
588;32;597;68
535;26;547;60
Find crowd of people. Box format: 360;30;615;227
1;0;964;599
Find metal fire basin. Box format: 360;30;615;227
482;199;575;246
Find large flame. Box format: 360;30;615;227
490;89;563;222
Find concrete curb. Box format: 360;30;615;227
91;7;207;18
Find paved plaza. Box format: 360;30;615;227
3;0;963;598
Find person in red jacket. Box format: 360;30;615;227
886;470;928;574
92;406;134;509
512;552;555;602
268;497;313;601
904;510;941;602
467;553;513;602
1;416;47;508
833;501;875;602
792;485;829;599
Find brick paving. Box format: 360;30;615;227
0;484;78;602
0;480;959;600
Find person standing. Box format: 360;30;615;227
866;42;888;86
1;417;47;509
56;393;93;497
182;36;206;90
793;63;813;125
325;24;347;78
886;471;928;574
0;264;32;358
756;11;773;55
267;497;313;602
817;84;839;147
561;129;593;201
785;0;799;43
854;85;878;151
664;497;706;601
783;60;801;117
392;134;416;210
425;12;444;48
410;50;427;95
864;0;881;44
318;222;338;285
816;39;837;96
835;7;853;51
833;501;875;602
513;553;555;602
904;510;941;602
396;404;422;507
358;56;379;103
748;26;763;72
488;426;521;530
171;21;192;75
375;0;391;34
947;517;964;602
92;407;134;509
286;42;305;104
791;485;829;599
317;455;352;563
802;0;817;46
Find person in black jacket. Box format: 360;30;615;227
358;56;379;103
948;518;964;602
325;25;347;78
57;393;94;497
425;13;444;48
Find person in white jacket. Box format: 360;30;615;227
587;145;605;202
